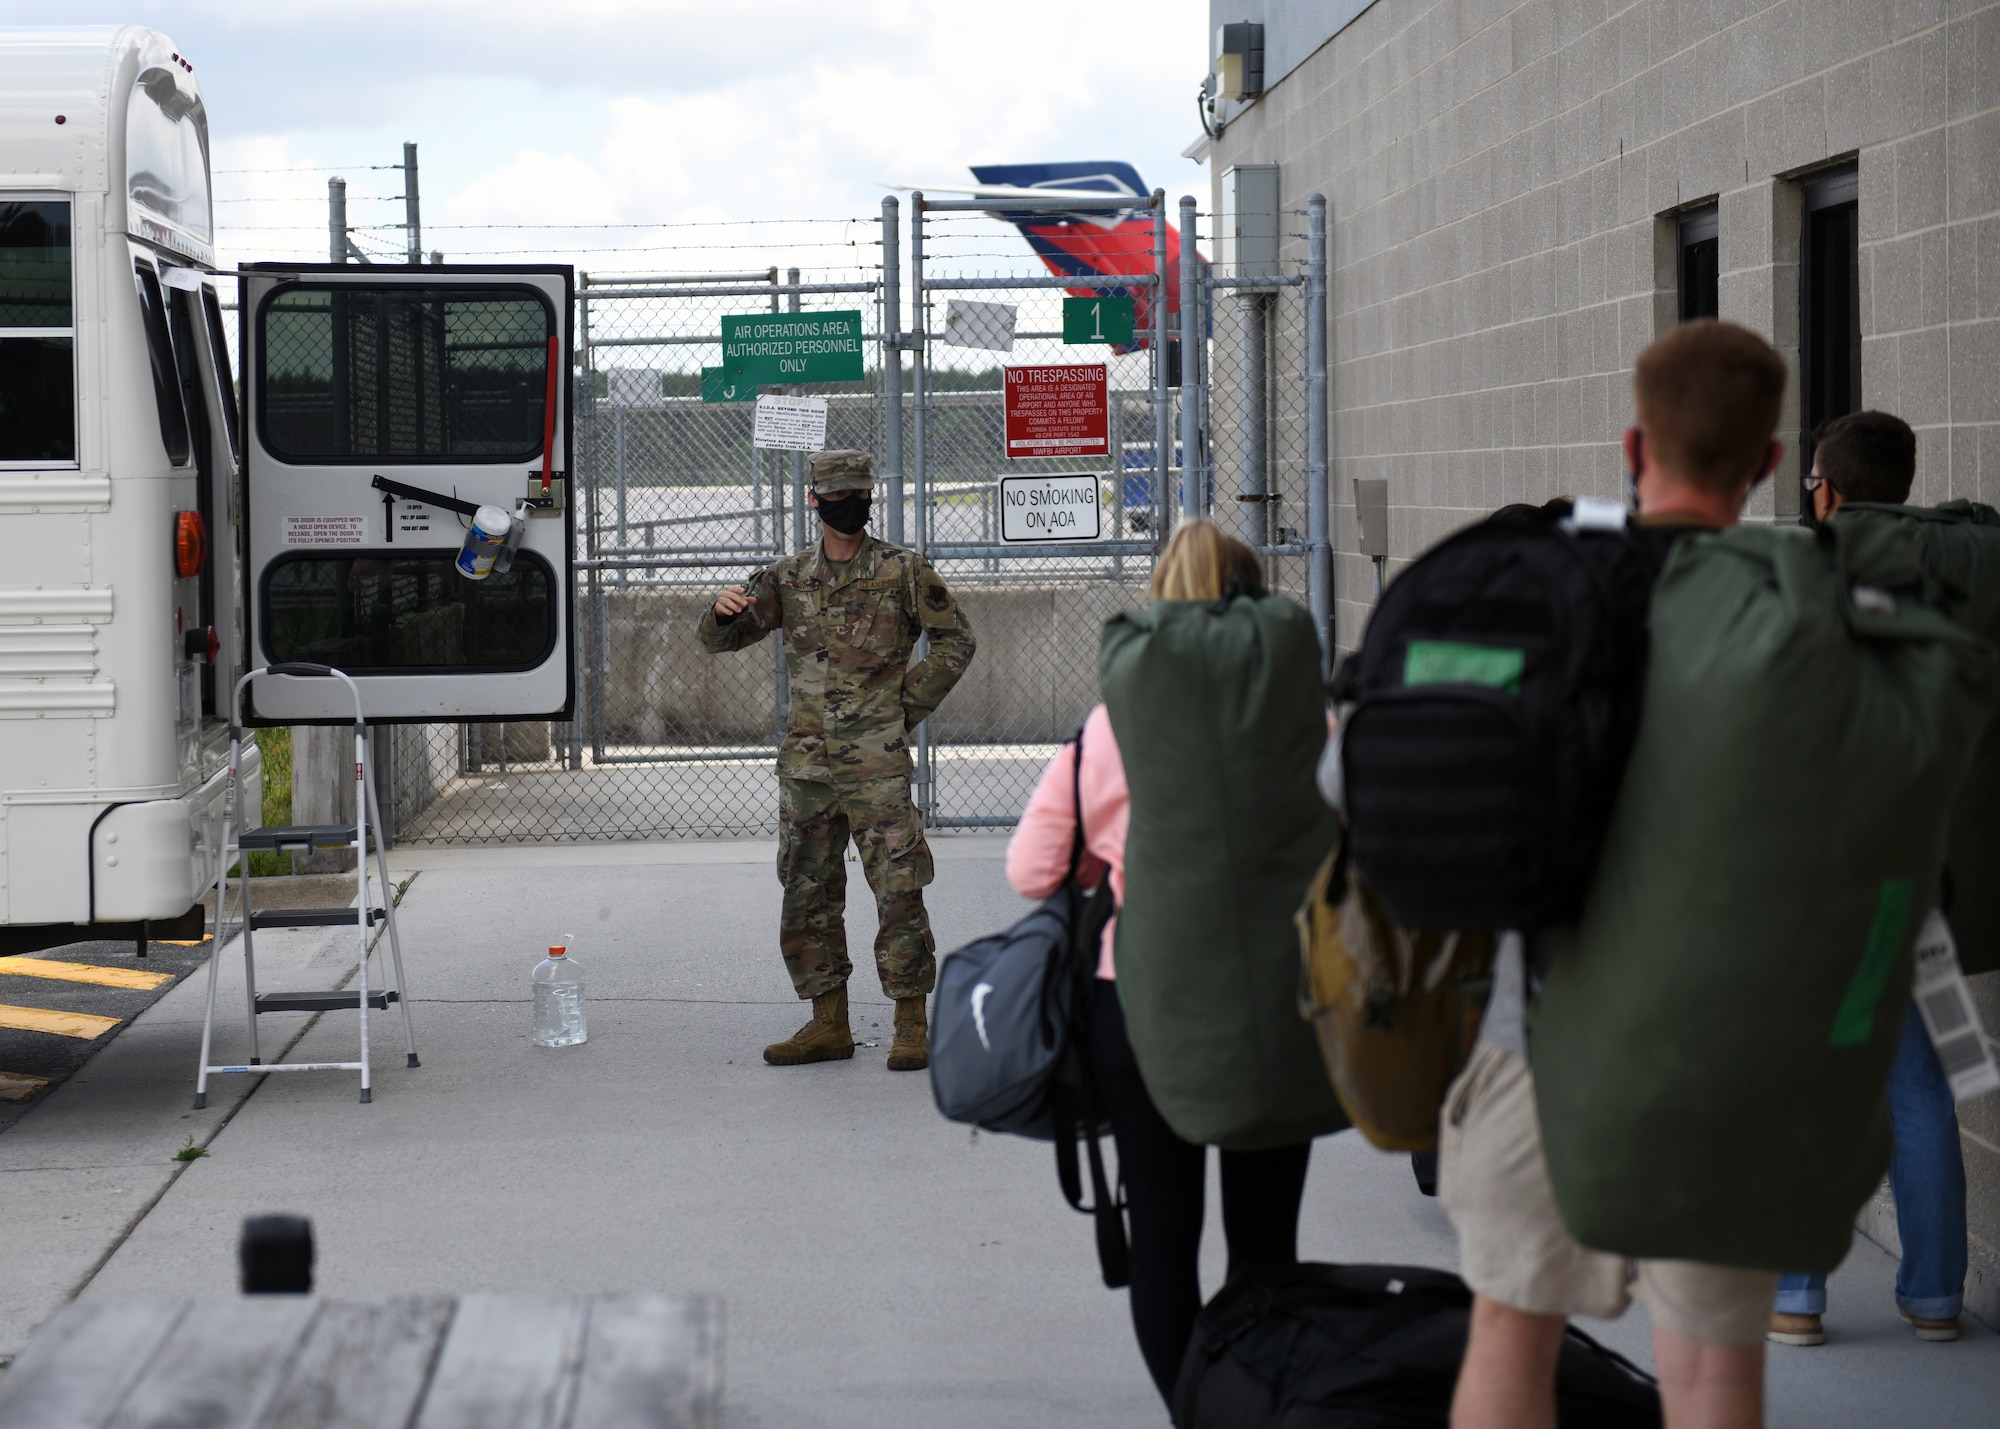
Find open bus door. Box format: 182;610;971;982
236;264;574;724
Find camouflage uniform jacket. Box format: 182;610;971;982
695;536;976;782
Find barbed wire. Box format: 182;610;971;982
213;198;406;207
402;245;886;257
216;225;875;253
212;163;402;174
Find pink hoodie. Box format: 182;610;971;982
1006;702;1339;982
1005;704;1128;980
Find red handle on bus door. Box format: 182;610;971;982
541;335;559;495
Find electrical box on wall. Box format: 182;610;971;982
1220;163;1280;279
1354;478;1389;558
1214;22;1265;100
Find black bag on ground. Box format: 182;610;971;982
1171;1262;1661;1429
1337;498;1658;931
929;724;1127;1285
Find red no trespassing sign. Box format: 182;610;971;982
1002;363;1108;458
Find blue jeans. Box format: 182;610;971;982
1775;1001;1967;1320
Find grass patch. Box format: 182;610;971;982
248;727;293;877
174;1135;208;1163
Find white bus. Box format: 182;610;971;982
0;26;575;957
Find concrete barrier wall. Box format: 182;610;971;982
579;581;1149;747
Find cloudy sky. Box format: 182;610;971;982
3;1;1215;276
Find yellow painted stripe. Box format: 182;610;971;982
0;1004;120;1040
0;1070;49;1101
0;956;173;991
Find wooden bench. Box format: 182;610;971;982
0;1294;721;1428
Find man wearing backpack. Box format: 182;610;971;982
1768;411;1971;1348
1438;320;1788;1429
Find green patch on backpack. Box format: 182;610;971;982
1829;879;1915;1047
1404;641;1525;693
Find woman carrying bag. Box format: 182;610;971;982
1007;519;1346;1404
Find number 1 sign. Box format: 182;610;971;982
1062;295;1136;347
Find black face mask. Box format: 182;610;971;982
817;494;871;535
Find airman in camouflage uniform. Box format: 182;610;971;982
697;450;975;1070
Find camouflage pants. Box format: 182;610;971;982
776;776;937;1000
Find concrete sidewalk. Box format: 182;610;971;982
4;838;1997;1426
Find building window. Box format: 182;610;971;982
1677;206;1719;322
1800;167;1861;482
0;199;76;465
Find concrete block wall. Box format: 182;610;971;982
1209;0;2000;665
1208;0;2000;1327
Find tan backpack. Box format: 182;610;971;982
1296;847;1494;1152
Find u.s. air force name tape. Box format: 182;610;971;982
1912;908;2000;1103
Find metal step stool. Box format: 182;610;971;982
194;664;419;1107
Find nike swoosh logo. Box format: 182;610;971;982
972;983;994;1051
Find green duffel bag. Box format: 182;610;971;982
1101;590;1349;1150
1840;500;2000;975
1532;519;1995;1272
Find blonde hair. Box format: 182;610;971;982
1150;518;1264;601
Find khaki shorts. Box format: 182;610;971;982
1437;1039;1777;1348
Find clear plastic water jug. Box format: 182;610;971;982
532;940;587;1047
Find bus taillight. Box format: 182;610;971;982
174;510;207;578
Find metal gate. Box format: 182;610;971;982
381;195;1330;844
900;188;1169;827
1175;192;1333;651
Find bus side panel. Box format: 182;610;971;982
4;799;99;925
93;800;195;922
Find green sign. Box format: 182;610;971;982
721;309;865;385
701;366;756;403
1062;295;1135;346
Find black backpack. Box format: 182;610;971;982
1337;498;1658;930
1172;1262;1661;1428
929;725;1127;1285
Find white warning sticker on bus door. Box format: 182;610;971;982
284;515;366;546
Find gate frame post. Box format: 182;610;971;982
785;267;804;556
1305;193;1333;669
881;196;905;546
569;283;592;770
1178;194;1203;522
909;194;929;556
1236;290;1269;548
907;194;935;823
1151;189;1170;541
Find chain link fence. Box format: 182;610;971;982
1186;225;1318;623
902;192;1170;827
379;196;1332;845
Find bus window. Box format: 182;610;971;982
0;199;75;465
200;284;241;465
258;285;553;463
133;260;191;465
261;551;556;672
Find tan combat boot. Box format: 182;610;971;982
763;986;855;1066
886;995;929;1071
